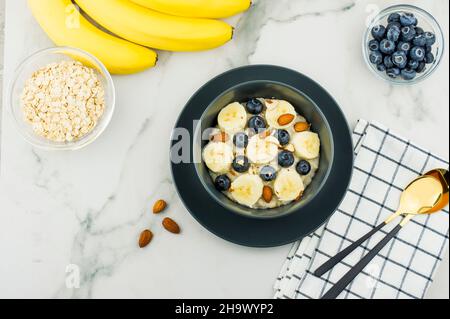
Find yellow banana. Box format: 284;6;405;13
28;0;157;74
131;0;252;19
75;0;233;52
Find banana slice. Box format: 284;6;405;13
266;100;297;129
202;142;234;173
230;174;264;207
264;99;280;111
217;102;247;133
292;131;321;160
246;135;279;164
274;170;305;202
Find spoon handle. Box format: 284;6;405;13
313;222;386;277
320;224;402;299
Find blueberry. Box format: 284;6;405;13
413;34;427;47
278;151;295;168
410;46;425;61
415;26;424;35
401;26;416;42
408;59;419;70
424;32;436;46
377;63;386;72
387;21;401;30
387;67;401;78
425;52;435;64
384;55;394;68
233;132;248;148
276;129;290;146
296;160;311;176
400;12;417;26
371;25;386;40
386;25;401;42
248;116;266;131
425;45;433;53
416;62;426;73
392;51;408;69
387;12;401;23
246;98;263;114
369;50;383;65
380;39;396;55
397;41;411;53
401;68;417;80
232;156;250;173
260;165;277;182
215;175;231;192
368;39;380;51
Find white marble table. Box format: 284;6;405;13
0;0;448;298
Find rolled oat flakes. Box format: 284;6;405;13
21;60;105;142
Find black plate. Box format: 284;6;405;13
170;65;353;247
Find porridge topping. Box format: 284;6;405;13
203;98;321;209
21;60;105;142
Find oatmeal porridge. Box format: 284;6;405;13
202;98;321;209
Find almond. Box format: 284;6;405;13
294;122;311;132
153;199;167;214
259;129;273;139
263;186;273;203
162;217;180;234
211;132;229;143
277;114;295;126
138;229;153;248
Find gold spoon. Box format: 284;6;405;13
320;171;449;299
314;169;449;278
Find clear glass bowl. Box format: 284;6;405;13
8;47;115;150
363;4;445;85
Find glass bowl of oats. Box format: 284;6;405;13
8;47;115;150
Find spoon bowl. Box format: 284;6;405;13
425;169;450;213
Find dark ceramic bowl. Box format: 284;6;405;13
171;65;353;247
193;81;333;219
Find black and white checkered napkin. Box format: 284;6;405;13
274;119;449;299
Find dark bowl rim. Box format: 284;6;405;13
192;79;335;220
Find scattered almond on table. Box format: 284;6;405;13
139;199;181;248
153;199;167;214
162;217;181;234
138;229;153;248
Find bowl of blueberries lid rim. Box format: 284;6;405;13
363;4;444;84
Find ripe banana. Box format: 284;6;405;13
292;131;321;160
218;102;247;133
202;142;234;174
266;100;297;129
28;0;157;75
246;135;279;164
230;174;264;207
274;170;305;202
75;0;234;51
130;0;252;19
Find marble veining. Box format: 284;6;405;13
0;0;448;298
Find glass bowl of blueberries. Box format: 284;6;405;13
363;4;444;84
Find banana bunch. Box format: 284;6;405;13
28;0;251;74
